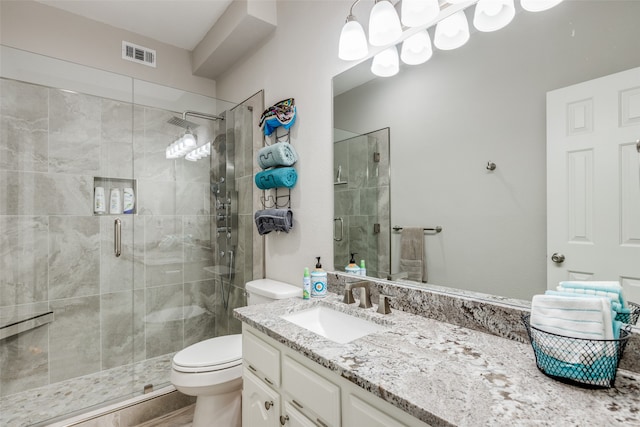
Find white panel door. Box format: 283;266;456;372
547;66;640;300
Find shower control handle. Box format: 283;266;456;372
114;218;121;258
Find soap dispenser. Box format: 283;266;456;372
311;257;327;298
345;253;360;274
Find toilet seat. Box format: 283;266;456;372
172;334;242;373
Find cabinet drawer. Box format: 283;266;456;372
344;393;408;427
282;356;340;427
243;329;281;387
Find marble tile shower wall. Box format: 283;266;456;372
0;78;233;398
333;131;390;278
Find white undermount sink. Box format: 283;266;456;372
280;306;386;344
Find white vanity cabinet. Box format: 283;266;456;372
242;325;432;427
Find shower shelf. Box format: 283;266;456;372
93;176;138;215
0;310;54;340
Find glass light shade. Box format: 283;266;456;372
521;0;563;12
473;0;515;32
182;132;197;148
371;46;399;77
368;0;403;46
338;18;368;60
400;31;433;65
401;0;440;28
434;10;470;50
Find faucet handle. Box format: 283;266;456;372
377;295;392;314
343;288;356;304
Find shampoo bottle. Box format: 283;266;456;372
123;187;135;214
311;257;327;298
359;259;366;276
94;187;106;214
345;253;360;274
303;267;311;300
109;188;122;214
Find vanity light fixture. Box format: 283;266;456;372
371;45;400;77
400;30;433;65
401;0;440;28
338;1;369;60
473;0;515;32
434;10;469;50
165;129;198;160
368;0;403;46
338;0;564;75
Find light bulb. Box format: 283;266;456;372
401;0;440;28
371;46;399;77
521;0;563;12
474;0;515;32
400;31;433;65
434;10;470;50
182;131;197;148
369;0;402;47
338;16;369;60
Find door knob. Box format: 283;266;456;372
551;253;565;264
264;400;274;410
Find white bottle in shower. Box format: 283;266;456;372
123;187;135;214
94;187;106;214
109;188;122;214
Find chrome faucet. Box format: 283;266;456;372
343;281;372;308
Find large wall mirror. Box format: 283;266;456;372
333;0;640;301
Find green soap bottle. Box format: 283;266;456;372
302;267;311;300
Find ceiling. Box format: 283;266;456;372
35;0;234;50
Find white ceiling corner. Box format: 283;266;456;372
35;0;234;50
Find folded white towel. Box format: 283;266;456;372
531;295;615;364
531;294;612;340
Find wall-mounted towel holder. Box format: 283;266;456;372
393;225;442;233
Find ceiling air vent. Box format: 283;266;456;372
122;41;156;68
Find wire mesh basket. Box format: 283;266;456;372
522;314;631;388
614;301;640;325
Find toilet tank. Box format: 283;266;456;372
246;279;300;305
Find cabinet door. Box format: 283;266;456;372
281;401;318;427
242;369;281;427
344;393;408;427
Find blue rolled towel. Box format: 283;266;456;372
254;209;293;235
257;142;298;169
255;167;297;190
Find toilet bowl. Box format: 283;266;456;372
170;278;300;427
171;334;243;427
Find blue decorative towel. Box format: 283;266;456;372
254;209;293;235
257;142;298;169
532;341;619;387
558;281;627;308
255;167;297;190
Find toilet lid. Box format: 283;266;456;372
173;334;242;371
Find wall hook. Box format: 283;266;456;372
486;161;497;171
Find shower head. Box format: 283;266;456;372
167;110;225;129
167;116;200;129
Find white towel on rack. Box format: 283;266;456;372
399;227;427;283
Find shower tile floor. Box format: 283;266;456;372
0;354;174;426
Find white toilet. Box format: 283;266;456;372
170;278;300;427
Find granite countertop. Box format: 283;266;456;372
234;293;640;427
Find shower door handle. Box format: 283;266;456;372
114;218;122;258
334;217;344;241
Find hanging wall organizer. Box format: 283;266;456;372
254;98;297;235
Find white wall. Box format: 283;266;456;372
0;0;216;96
216;0;354;284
